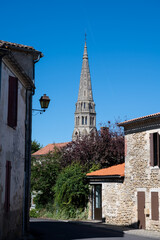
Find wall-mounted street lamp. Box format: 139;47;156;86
32;94;50;114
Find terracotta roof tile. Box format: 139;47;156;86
118;112;160;126
0;40;43;56
87;163;125;177
32;142;70;156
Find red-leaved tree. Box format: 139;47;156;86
61;122;124;171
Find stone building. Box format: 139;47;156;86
0;40;42;239
72;40;96;140
87;112;160;231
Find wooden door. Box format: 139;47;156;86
137;192;145;229
94;185;102;220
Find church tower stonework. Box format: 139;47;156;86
72;40;96;140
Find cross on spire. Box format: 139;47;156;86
85;33;87;42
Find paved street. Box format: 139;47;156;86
30;219;160;240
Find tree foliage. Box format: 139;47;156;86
31;139;43;154
31;150;62;207
54;163;89;217
61;122;124;171
31;121;124;213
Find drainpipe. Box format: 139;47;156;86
0;56;2;99
23;89;32;236
23;53;40;236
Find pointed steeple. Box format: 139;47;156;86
72;38;96;140
78;40;93;102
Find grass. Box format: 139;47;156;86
30;204;89;221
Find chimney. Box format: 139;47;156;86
100;127;109;136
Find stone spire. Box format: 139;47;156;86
78;41;93;102
72;39;96;140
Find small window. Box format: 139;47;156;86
7;76;18;128
76;117;79;125
90;117;94;125
84;103;86;109
84;91;86;97
82;116;84;125
150;133;160;167
89;103;92;110
85;116;87;125
151;192;159;220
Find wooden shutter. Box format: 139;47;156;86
150;133;154;166
157;134;160;167
151;192;159;220
137;192;146;229
7;76;18;128
5;161;11;212
158;134;160;167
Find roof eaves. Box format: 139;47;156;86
0;40;43;59
2;50;35;89
118;113;160;127
87;174;124;179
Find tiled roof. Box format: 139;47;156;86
87;163;125;177
32;142;70;156
0;40;43;56
118;112;160;126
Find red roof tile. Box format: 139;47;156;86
118;112;160;126
87;163;125;177
0;40;43;57
32;142;70;156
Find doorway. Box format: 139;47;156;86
137;191;146;229
92;185;102;220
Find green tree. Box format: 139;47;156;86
31;139;43;154
54;163;89;217
31;150;62;207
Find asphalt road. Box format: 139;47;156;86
30;219;157;240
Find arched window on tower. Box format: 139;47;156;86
84;102;86;109
84;90;86;97
76;117;80;126
90;117;94;125
85;116;87;125
82;116;84;125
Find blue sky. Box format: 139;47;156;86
2;0;160;146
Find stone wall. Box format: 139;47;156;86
0;57;32;239
123;129;160;230
88;126;160;231
102;182;123;224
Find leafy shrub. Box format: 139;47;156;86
31;150;62;207
54;163;89;217
30;209;39;218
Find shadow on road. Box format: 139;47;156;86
30;219;124;240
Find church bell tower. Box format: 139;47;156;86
72;38;96;140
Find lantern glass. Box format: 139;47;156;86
39;94;50;109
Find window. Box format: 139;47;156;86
85;116;87;125
151;192;159;220
150;133;160;167
82;116;84;125
84;102;86;109
76;117;79;125
7;76;18;128
90;117;94;125
5;161;11;212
